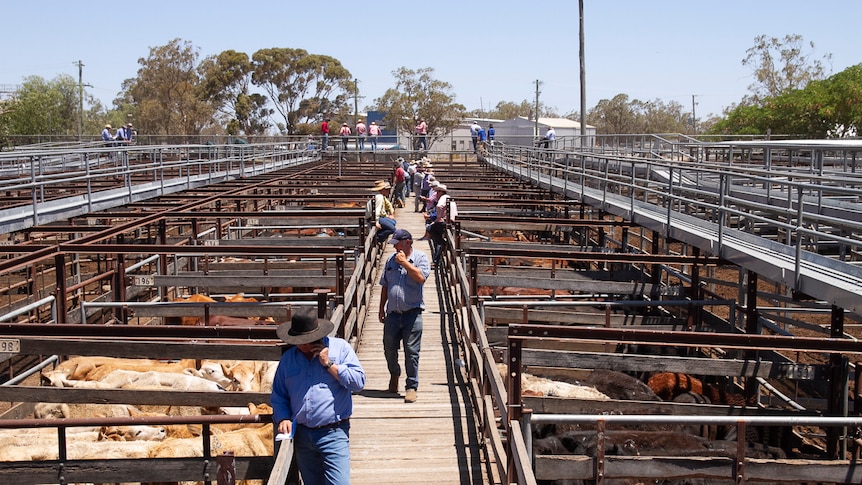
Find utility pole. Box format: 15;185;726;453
534;80;541;141
353;79;359;161
77;60;84;141
691;94;698;135
353;78;359;124
579;0;587;148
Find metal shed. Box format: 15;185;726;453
494;116;595;149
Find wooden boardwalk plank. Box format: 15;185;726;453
350;206;492;485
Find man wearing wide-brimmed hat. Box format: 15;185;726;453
418;166;435;213
368;180;396;243
101;124;114;144
271;314;365;485
427;183;456;266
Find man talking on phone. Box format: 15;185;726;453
271;314;366;485
378;229;431;403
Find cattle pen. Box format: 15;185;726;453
0;137;861;484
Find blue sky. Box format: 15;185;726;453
2;1;859;122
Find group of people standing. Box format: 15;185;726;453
320;118;383;151
270;158;439;484
469;120;495;154
100;122;135;145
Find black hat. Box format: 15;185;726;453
276;314;335;345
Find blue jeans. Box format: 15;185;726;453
383;308;423;390
377;217;396;242
358;135;366;151
429;221;446;263
394;182;405;206
370;136;378;151
294;422;351;485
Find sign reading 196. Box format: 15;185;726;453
132;275;155;286
0;339;20;353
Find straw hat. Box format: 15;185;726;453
369;180;392;191
105;124;112;129
435;184;448;191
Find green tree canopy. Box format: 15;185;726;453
251;48;352;134
199;50;272;135
5;75;80;137
585;94;693;135
123;38;215;136
741;34;832;105
713;64;862;138
373;67;465;149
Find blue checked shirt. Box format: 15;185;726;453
270;336;365;428
379;249;430;313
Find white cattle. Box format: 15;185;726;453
99;425;167;442
190;360;236;389
34;402;70;419
497;364;610;400
52;370;225;392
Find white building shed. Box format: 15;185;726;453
494;116;595;149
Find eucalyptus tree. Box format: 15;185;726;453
714;64;862;138
741;34;832;105
122;38;215;136
251;48;352;134
199;50;272;135
373;67;465;148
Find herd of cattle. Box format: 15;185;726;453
508;365;813;468
0;356;277;464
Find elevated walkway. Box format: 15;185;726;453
350;205;492;484
487;154;862;315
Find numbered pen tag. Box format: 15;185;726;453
132;275;155;286
0;339;20;353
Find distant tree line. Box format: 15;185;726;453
1;34;857;146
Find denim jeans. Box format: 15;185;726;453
383;308;423;390
377;217;396;242
429;221;446;263
393;182;406;206
294;422;351;485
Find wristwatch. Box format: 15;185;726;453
324;361;335;369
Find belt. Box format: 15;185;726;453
305;418;350;430
390;307;422;315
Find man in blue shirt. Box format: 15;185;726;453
271;315;366;485
378;229;431;403
101;124;114;145
476;126;487;154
